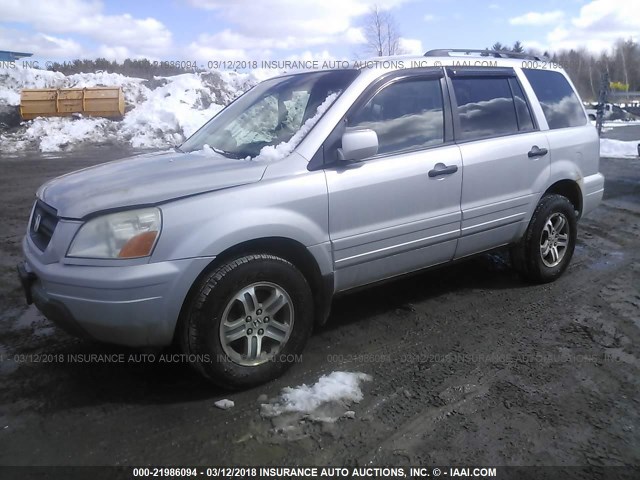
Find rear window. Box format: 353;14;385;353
523;69;586;129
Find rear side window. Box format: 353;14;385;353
451;77;519;140
348;78;444;155
523;69;587;129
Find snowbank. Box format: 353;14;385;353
600;119;640;133
600;139;640;158
602;119;640;127
0;67;261;152
260;371;372;418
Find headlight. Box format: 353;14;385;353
68;208;161;259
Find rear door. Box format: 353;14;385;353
323;70;463;292
521;68;599;185
447;67;551;258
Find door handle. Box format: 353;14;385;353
528;145;548;158
428;163;458;177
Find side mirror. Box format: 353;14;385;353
337;129;378;162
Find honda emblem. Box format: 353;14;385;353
33;213;42;233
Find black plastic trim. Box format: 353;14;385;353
428;165;458;177
17;262;35;305
29;200;58;252
315;272;334;327
446;66;516;77
425;49;547;61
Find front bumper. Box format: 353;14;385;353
19;238;214;347
18;262;93;339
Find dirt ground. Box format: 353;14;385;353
0;141;638;473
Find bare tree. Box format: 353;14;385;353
363;5;400;57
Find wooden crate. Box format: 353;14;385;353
20;87;125;119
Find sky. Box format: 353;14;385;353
0;0;637;64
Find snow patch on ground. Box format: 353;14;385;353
0;67;262;152
13;306;47;331
602;120;640;127
600;138;639;158
214;399;235;410
260;371;372;419
10;306;57;343
600;120;640;133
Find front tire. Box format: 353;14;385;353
181;254;313;389
512;194;577;284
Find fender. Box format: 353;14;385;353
152;170;333;277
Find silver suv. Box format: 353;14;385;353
18;50;604;388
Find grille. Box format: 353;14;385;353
30;200;59;251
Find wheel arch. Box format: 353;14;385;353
174;236;333;344
543;179;583;218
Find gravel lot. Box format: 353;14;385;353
0;138;638;474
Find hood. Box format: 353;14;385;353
38;150;268;219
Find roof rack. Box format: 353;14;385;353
424;49;547;61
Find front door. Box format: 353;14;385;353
324;73;463;291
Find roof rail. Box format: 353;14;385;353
424;49;547;61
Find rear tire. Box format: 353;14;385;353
512;194;577;284
180;254;313;389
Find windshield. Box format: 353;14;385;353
181;69;360;159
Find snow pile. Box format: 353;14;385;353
254;92;338;162
18;117;112;152
0;68;149;107
0;68;65;106
0;67;261;152
600;119;640;133
260;371;372;418
600;138;639;158
116;72;228;149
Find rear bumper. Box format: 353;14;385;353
20;238;214;347
581;172;605;218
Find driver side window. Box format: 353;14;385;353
224;91;313;148
348;77;445;156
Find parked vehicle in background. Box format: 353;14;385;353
18;49;604;388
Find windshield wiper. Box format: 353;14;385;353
174;145;185;153
209;146;243;159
